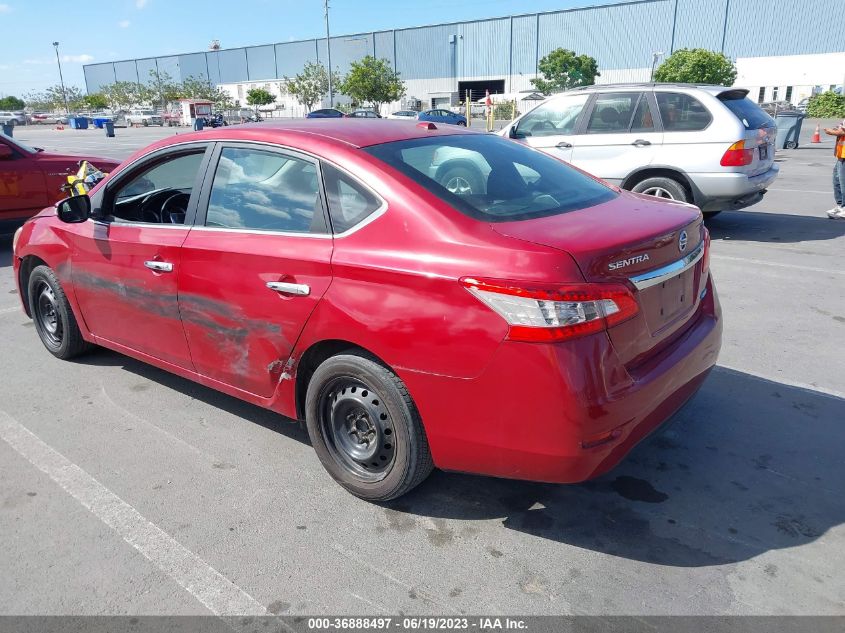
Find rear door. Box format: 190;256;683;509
511;93;590;162
570;91;663;183
178;142;334;397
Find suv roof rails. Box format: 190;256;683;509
566;82;722;92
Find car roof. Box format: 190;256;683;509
151;119;477;151
556;82;742;96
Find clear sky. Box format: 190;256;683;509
0;0;602;99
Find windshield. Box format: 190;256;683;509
364;134;616;222
0;132;37;154
719;93;774;130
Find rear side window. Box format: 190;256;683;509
718;92;775;130
656;93;712;131
586;92;644;134
206;147;324;233
322;163;383;233
365;134;616;222
515;94;590;137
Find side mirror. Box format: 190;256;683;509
57;195;91;223
0;144;13;160
509;125;526;140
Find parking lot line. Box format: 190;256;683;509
712;254;845;276
0;411;271;619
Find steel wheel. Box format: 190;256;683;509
445;175;474;195
34;281;62;347
319;377;396;480
641;186;675;199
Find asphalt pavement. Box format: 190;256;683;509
1;121;843;617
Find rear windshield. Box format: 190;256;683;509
364;134;616;222
719;93;774;130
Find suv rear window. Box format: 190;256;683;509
718;92;775;130
365;134;616;222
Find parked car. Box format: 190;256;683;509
500;83;778;215
306;108;345;119
759;101;796;116
237;109;263;123
388;110;419;120
0;132;119;232
0;111;27;126
125;110;163;126
347;109;382;119
417;108;467;126
13;120;720;500
202;113;229;128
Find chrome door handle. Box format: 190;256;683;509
632;139;651;146
556;141;573;148
266;281;310;296
144;260;173;272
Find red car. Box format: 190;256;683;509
12;121;721;500
0;133;120;232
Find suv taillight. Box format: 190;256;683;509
460;277;639;342
720;140;755;167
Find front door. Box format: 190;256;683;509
178;143;334;397
570;91;663;183
512;93;590;163
69;146;211;369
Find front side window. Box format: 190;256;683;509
516;94;590;137
322;163;382;233
110;151;205;223
656;92;713;131
586;92;642;134
365;134;616;222
206;147;323;233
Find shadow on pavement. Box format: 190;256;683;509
707;209;845;243
385;366;845;568
0;234;12;268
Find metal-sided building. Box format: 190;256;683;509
83;0;843;115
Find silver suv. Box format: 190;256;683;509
0;111;28;126
499;83;779;215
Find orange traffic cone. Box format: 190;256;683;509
55;123;64;131
811;124;821;143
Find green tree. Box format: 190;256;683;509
340;56;406;112
246;88;275;108
81;93;109;110
806;91;845;118
654;48;737;86
285;62;340;112
100;81;143;110
530;48;600;95
29;84;83;112
179;75;234;111
141;69;180;109
0;95;25;110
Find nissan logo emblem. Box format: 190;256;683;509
678;230;688;252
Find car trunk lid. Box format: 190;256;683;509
491;191;707;365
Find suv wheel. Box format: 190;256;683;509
631;176;688;203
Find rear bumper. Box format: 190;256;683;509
401;274;722;483
691;166;779;212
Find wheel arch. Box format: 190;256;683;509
294;339;393;421
621;166;697;204
18;254;49;317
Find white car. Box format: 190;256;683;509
0;111;28;126
388;110;418;120
125;110;163;126
498;83;779;215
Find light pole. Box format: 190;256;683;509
650;51;664;82
324;0;333;107
52;41;69;114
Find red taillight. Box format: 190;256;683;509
720;140;755;167
460;277;639;343
701;226;711;274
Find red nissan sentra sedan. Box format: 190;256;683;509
12;120;721;500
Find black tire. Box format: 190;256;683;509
305;353;433;501
142;119;149;127
456;120;467;127
437;163;484;196
703;211;722;218
27;265;91;360
630;176;689;203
